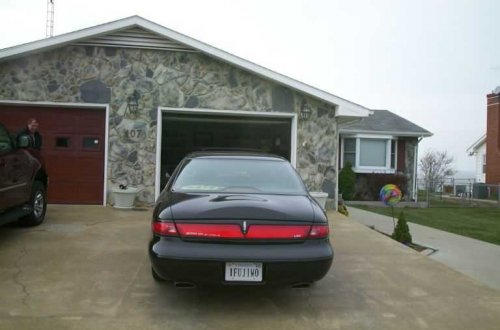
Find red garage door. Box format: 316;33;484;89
0;105;106;204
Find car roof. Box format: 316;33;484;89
185;150;287;161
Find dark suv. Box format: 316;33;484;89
0;122;48;226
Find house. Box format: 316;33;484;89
466;134;486;183
0;16;371;207
338;110;432;201
469;87;500;185
486;88;500;184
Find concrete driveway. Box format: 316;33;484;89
1;205;500;330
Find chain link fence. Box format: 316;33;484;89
416;178;500;208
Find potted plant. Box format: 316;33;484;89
112;184;141;209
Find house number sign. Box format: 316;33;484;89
126;128;146;141
119;119;147;143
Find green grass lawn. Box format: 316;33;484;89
356;206;500;246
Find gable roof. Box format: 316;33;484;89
339;109;432;137
0;15;370;119
467;134;486;155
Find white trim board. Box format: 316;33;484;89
155;107;298;200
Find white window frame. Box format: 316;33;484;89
341;134;397;174
482;153;486;174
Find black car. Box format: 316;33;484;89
149;151;333;287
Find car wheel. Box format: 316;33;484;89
20;181;47;226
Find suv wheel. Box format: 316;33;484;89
20;181;47;226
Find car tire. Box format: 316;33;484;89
20;181;47;227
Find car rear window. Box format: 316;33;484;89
172;158;307;195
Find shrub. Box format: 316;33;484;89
392;211;412;243
339;162;356;200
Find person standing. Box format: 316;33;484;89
19;118;42;150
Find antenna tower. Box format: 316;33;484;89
45;0;55;38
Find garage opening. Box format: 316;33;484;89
159;110;295;189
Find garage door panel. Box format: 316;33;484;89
0;105;105;204
49;181;102;204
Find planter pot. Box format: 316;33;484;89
310;191;328;210
112;187;140;209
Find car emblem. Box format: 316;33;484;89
242;221;247;234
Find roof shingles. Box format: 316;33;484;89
339;110;432;137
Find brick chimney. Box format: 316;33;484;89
486;89;500;184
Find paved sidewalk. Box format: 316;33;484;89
348;207;500;291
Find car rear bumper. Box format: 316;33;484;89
149;236;334;286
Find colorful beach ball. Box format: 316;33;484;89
379;184;402;206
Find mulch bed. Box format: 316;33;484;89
367;225;438;255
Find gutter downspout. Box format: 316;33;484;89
413;136;423;202
335;114;340;211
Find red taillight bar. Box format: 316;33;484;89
176;223;244;239
245;225;310;239
308;225;330;238
153;221;330;239
152;221;179;236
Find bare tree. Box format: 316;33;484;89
419;150;455;191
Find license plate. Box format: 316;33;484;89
225;262;263;282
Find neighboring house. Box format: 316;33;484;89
466;134;486;183
0;16;371;207
486;88;500;184
339;110;432;201
471;87;500;185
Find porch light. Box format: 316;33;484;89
127;90;140;114
300;101;311;120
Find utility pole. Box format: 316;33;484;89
46;0;55;38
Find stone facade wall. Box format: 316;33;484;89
0;46;338;205
404;138;418;199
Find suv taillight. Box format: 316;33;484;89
152;221;179;236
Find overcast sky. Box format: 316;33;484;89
1;0;498;172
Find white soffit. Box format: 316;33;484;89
466;134;486;153
339;129;433;138
0;16;371;118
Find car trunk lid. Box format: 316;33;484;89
169;192;314;221
166;192;323;242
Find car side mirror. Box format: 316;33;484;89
17;135;31;148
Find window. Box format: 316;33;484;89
173;158;306;195
343;138;356;167
390;140;396;168
82;137;100;150
55;137;70;148
0;131;12;152
359;139;387;166
0;125;12;153
482;154;486;174
342;136;397;172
